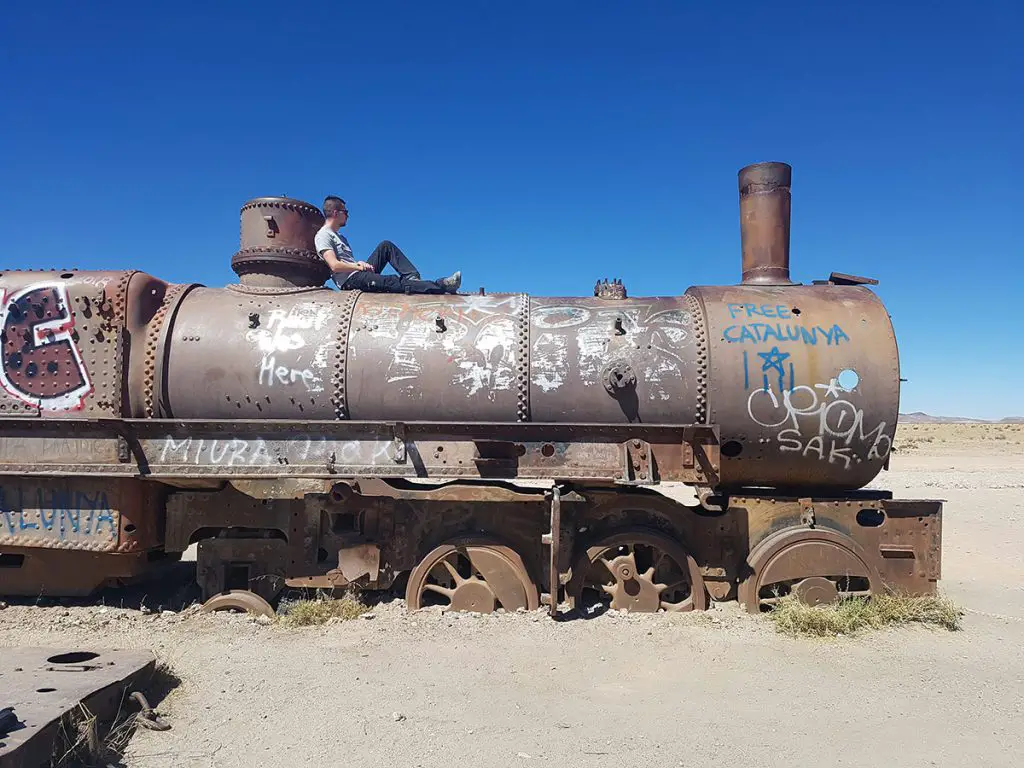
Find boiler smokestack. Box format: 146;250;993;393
738;162;794;285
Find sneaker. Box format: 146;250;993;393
437;270;461;294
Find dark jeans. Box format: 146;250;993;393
332;240;446;294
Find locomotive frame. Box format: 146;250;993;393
0;162;942;616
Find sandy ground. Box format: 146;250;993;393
2;424;1023;768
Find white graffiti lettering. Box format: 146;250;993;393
247;302;332;393
157;436;394;467
747;374;892;468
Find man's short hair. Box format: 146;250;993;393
323;196;346;218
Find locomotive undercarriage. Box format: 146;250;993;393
0;418;941;615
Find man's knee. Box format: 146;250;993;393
376;239;397;250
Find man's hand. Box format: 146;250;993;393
357;261;374;272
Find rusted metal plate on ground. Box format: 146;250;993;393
0;648;156;768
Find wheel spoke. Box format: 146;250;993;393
424;583;455;598
441;557;465;585
657;578;688;594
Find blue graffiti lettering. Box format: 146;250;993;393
723;322;849;346
727;303;794;320
0;485;115;541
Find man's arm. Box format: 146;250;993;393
319;249;364;274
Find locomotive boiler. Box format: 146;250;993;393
0;162;941;617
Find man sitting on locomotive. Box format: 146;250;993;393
315;195;461;294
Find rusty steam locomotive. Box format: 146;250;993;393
0;162;940;616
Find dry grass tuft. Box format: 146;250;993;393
767;592;963;637
281;594;368;626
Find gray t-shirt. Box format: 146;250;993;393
314;225;355;285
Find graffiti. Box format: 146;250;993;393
533;306;592;330
531;304;693;400
452;318;516;397
258;358;317;389
246;303;332;393
79;275;113;288
747;373;891;469
727;303;795;320
355;297;520;397
0;282;92;410
531;332;568;392
723;322;849;346
743;347;796;391
158;435;393;467
0;485;116;541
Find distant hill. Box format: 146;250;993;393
899;412;1024;424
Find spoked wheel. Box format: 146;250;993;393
405;539;539;613
566;529;707;615
738;528;882;613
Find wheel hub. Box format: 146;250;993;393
448;578;498;613
567;528;707;614
601;552;663;612
791;576;840;607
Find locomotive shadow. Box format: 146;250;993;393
2;557;200;613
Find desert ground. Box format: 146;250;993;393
2;423;1022;768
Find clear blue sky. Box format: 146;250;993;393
2;2;1021;418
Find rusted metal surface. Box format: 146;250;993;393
738;161;794;286
196;538;289;601
0;418;720;486
0;547;165;597
542;485;561;615
0;477;162;553
738;527;879;612
232;197;328;288
0;648;156;768
689;283;898;490
349;293;528;421
529;297;700;424
594;278;627;299
734;494;942;611
162;287;343;419
0;271;132;419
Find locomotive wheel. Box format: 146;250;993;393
566;529;707;614
405;539;539;613
200;589;276;619
738;528;882;613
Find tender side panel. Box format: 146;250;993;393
0;477;163;553
0;271;134;419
